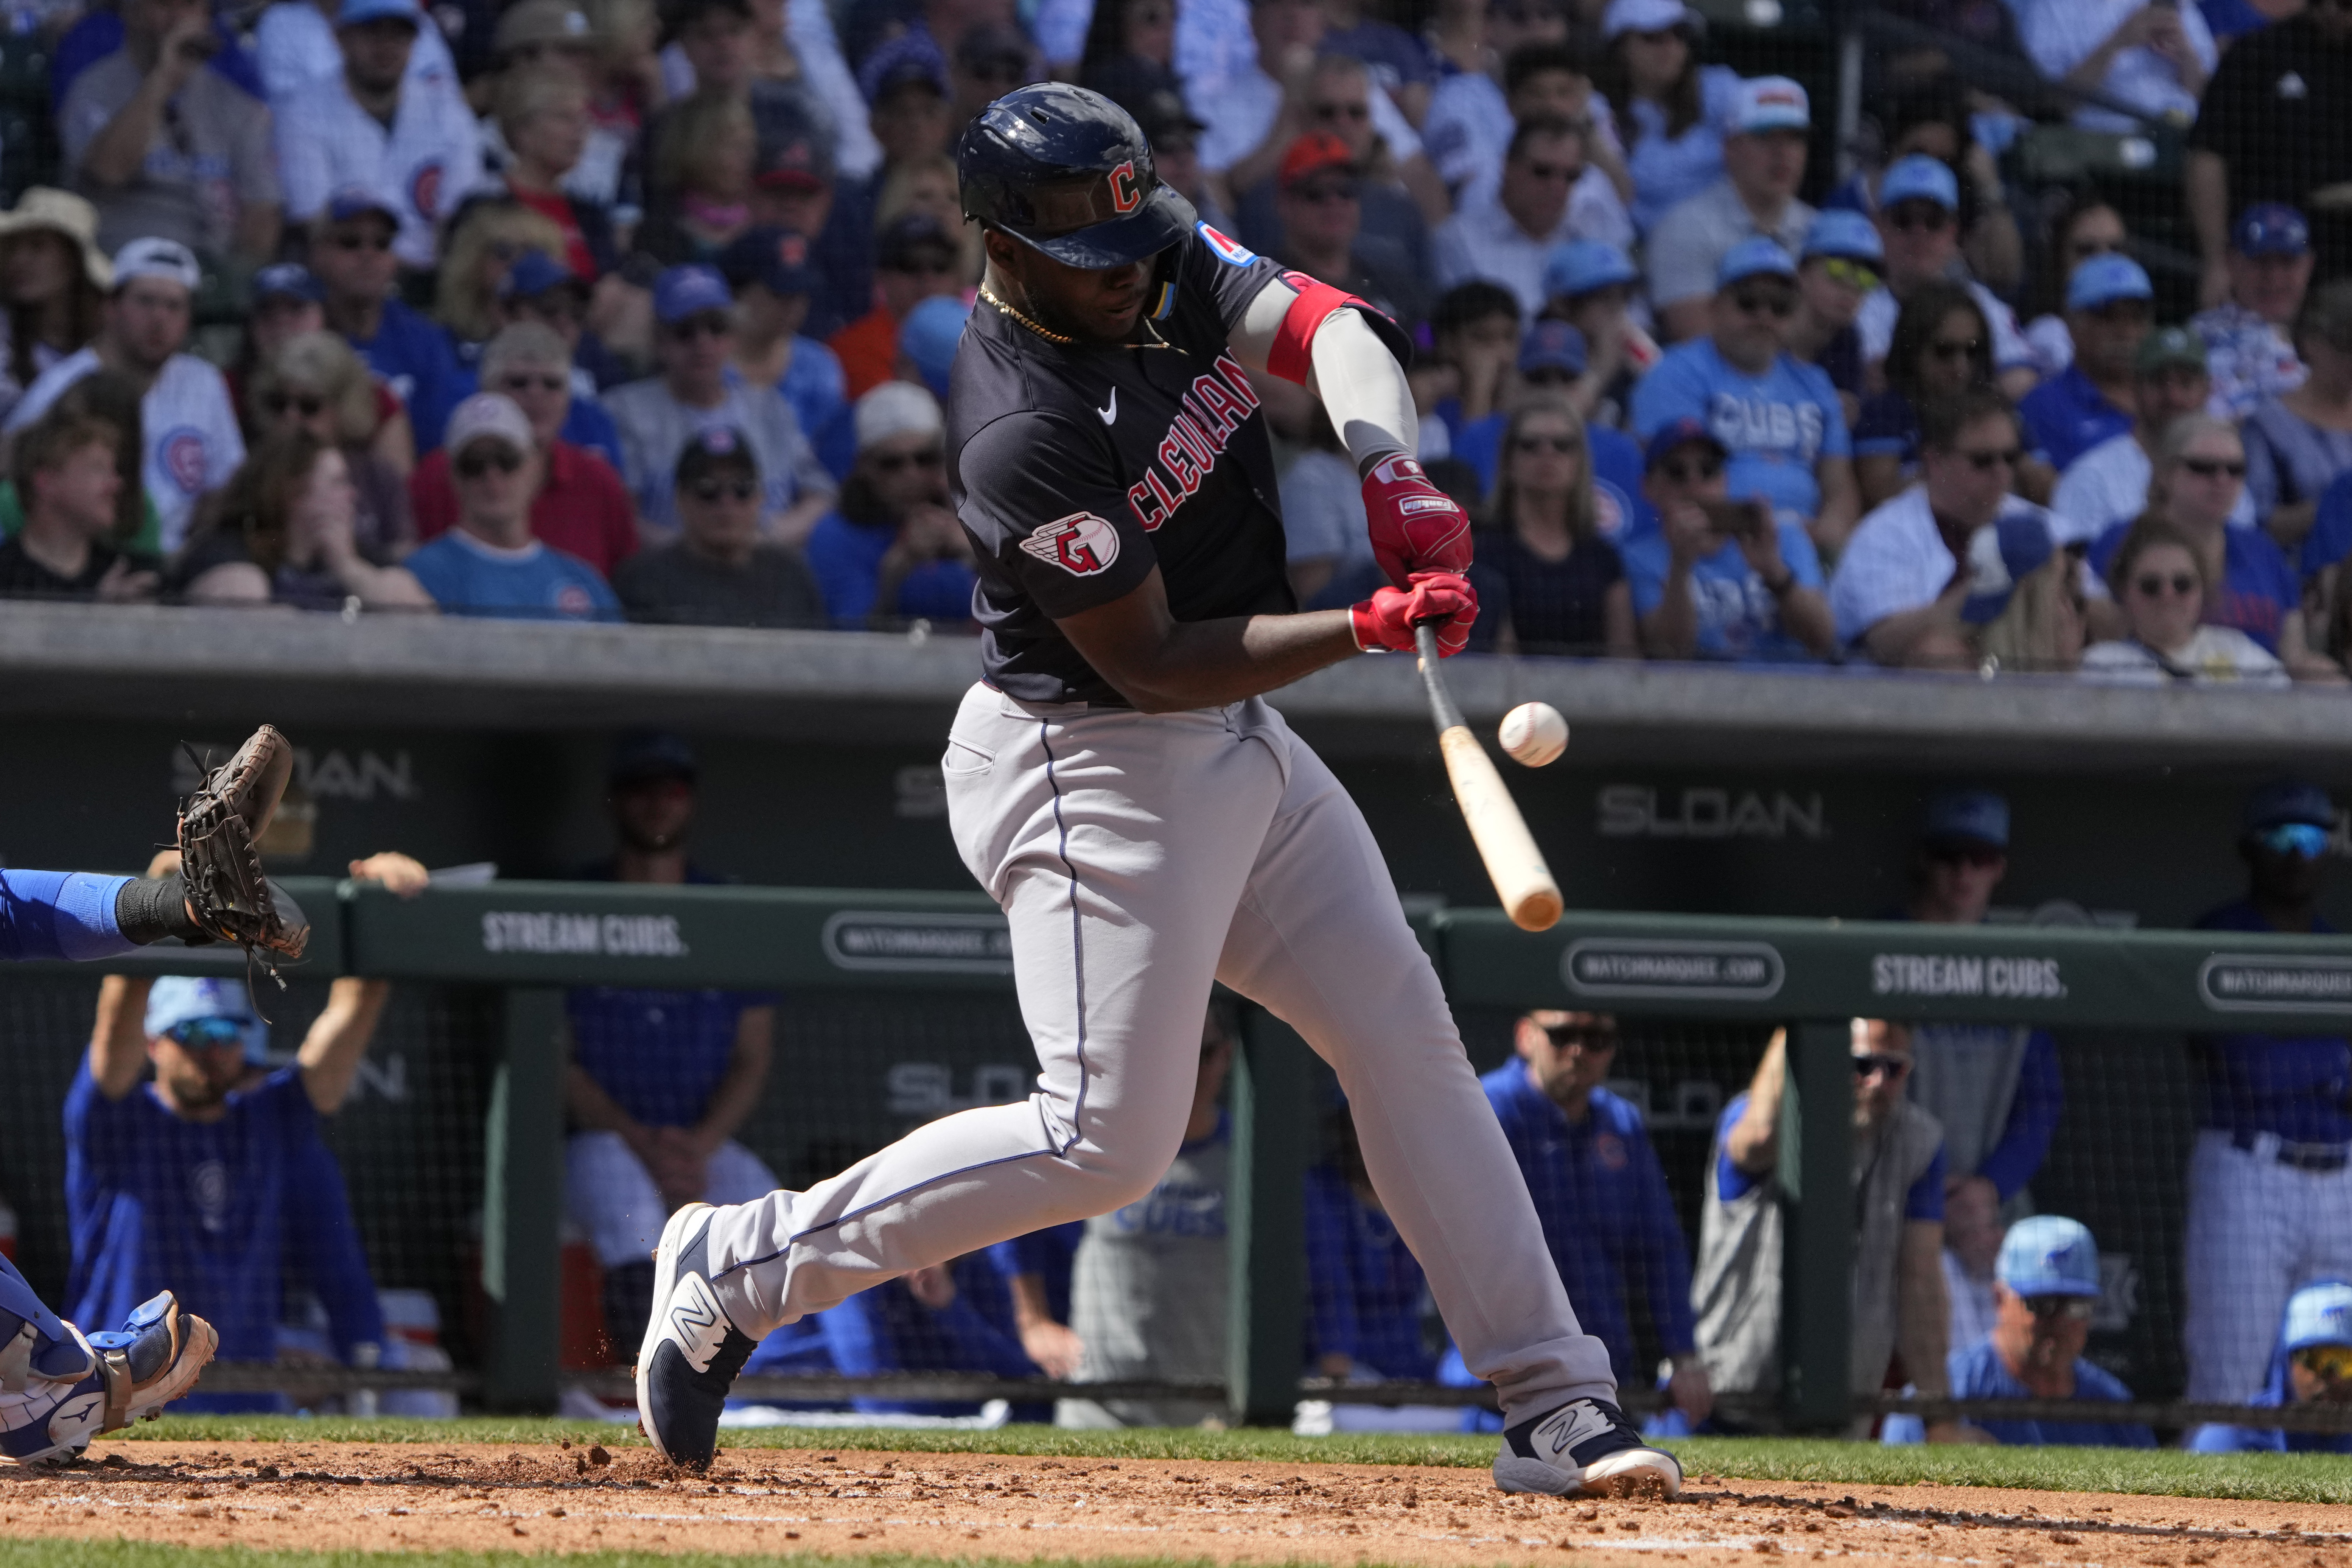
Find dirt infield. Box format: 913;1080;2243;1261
4;1441;2350;1565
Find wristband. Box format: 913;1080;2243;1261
115;874;203;946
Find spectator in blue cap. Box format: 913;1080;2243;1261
311;184;470;452
1632;237;1861;554
1788;209;1881;425
801;381;973;628
1445;319;1650;524
1857;156;2037;401
2186;781;2352;1406
1622;416;1835;662
2192;205;2314;421
491;249;632;397
1957;509;2084;671
2018;254;2153;473
608;263;837;544
1646;75;1816;345
1541;239;1653;431
1886;1216;2154;1448
2190;1281;2352;1453
718;226;851;479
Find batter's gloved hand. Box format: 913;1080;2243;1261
1351;570;1478;656
1363;453;1471;586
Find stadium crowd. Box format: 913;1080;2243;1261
0;0;2338;673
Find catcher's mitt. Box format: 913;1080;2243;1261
178;725;309;979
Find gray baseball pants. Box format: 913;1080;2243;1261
703;683;1618;1423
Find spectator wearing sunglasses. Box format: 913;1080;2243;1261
2184;782;2352;1404
613;425;824;626
65;851;428;1411
1854;282;1999;510
245;329;417;563
1272;134;1425;334
611;263;836;544
1540;239;1654;432
2083;515;2286;684
1444;322;1647;510
1694;1022;1978;1441
2189;1281;2352;1454
232;263;411;479
1885;1216;2154;1448
1425;34;1616;215
2086;415;2340;677
1433;115;1620;321
402;390;620;619
312;187;471;454
2056;328;2253;544
1587;0;1742;237
411;323;636;574
2192;205;2314;423
491;250;632;396
1646;76;1816;346
1624;418;1833;663
1855;157;2036;402
1464;393;1638;656
1631;238;1860;554
828;212;968;402
2018;195;2130;382
1785;210;1880;431
802;381;971;628
2019;255;2154;475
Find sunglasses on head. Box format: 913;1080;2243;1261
498;373;567;394
167;1017;246;1052
2180;456;2247;478
455;446;525;479
870;448;944;474
2258;821;2332;860
1887;206;1952;234
691;476;757;501
1514;432;1579;454
2132;571;2199;598
667;313;732;341
1852;1052;1909;1079
2021;1294;2096;1322
1819;257;1879;292
2297;1343;2352;1380
265;391;325;417
1657;454;1723;484
1730;289;1796;318
1927;336;1982;361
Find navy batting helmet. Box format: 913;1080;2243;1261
957;82;1196;269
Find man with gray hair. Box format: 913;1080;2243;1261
410;322;637;574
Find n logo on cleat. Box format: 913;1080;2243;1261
668;1275;730;1374
1534;1401;1615;1459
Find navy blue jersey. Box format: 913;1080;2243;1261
2192;900;2352;1143
1479;1062;1697;1380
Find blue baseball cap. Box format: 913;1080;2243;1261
2067;253;2154;313
717;226;818;298
2233;202;2311;259
610;730;698;787
1717;236;1797;289
1801;208;1884;265
1959;512;2055;625
1544;239;1639;300
1878;154;1958;214
1726;75;1809;136
857;30;949;104
1643;416;1726;471
653;264;733;324
144;975;269;1064
325;184;400;225
497;249;583;301
337;0;421;26
252;262;322;305
898;294;972;399
1997;1215;2102;1299
1518;319;1586;377
2284;1282;2352;1352
1922;788;2009;849
2244;779;2335;834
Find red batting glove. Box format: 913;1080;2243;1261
1363;453;1471;586
1350;570;1478;656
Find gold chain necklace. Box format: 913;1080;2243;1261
979;285;1073;346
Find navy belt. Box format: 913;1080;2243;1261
2232;1130;2352;1171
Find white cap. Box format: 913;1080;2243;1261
855;380;943;451
1726;75;1809;135
445;391;535;455
1601;0;1698;40
110;236;200;293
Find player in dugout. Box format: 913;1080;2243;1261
2189;1280;2352;1454
634;81;1685;1499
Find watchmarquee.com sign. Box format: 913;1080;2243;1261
1563;939;1786;1000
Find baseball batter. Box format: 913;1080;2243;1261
638;82;1680;1500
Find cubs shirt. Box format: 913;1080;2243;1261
1620;517;1828;663
403;530;623;621
3;347;243;553
948;221;1405;706
272;63;483;269
1629;339;1851;530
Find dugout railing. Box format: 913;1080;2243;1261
19;878;2352;1434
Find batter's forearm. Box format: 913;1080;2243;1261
1307;308;1419;472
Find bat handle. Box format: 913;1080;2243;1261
1413;621;1467;734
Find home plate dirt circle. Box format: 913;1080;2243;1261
3;1441;2348;1565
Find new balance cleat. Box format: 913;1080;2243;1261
1493;1396;1683;1499
635;1202;755;1469
2;1293;215;1465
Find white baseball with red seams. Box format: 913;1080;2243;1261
1500;703;1570;767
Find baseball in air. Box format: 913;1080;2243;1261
1498;703;1568;767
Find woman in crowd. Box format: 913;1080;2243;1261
1854;282;1996;507
496;69;623;280
2022;194;2131;376
246;332;417;557
874;154;983;288
437;202;572;367
1465;394;1636;657
2089;415;2341;681
2243;282;2352;551
0;189;107;424
634;89;758;265
1078;0;1177;94
174;431;433;611
2082;516;2287;684
1591;0;1740;235
800;383;974;629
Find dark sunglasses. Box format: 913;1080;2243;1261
1887;206;1952;233
2021;1295;2095;1322
1657;455;1723;483
264;391;325;417
167;1017;247;1052
1513;433;1580;454
1542;1023;1618;1050
1954;446;2021;471
1928;841;2004;868
332;231;394;252
691;476;757;501
2132;571;2198;598
1521;159;1584;184
1852;1053;1910;1079
497;373;568;394
1927;337;1982;361
870;448;945;474
1730;289;1797;318
1312;100;1370;122
455;446;525;479
2180;456;2247;478
1292;178;1360;204
667;313;733;341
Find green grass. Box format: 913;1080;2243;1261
101;1416;2352;1503
0;1546;1238;1568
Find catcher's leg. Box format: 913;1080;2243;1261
2;1292;215;1465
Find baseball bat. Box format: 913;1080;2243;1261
1413;624;1564;932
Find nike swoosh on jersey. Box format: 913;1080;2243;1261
1098;389;1117;425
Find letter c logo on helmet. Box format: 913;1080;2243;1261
957;83;1196;270
1108;160;1141;214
